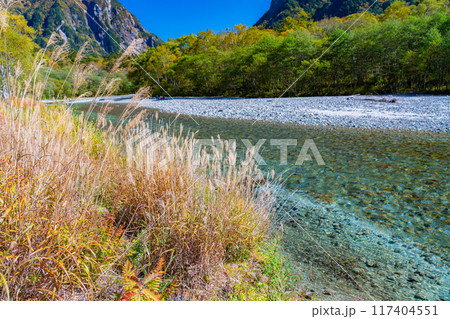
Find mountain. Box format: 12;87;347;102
13;0;162;54
256;0;396;28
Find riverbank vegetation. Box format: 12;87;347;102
130;0;450;97
0;8;300;300
42;52;135;99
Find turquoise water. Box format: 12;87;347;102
74;103;449;256
189;115;449;254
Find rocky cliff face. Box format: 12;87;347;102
256;0;394;28
13;0;162;54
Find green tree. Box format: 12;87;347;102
0;11;37;97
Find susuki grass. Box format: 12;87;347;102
0;102;125;300
0;13;294;299
0;90;280;300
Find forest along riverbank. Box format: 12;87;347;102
72;98;449;301
67;94;450;132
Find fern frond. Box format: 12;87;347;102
160;277;180;300
120;291;137;301
154;257;165;274
143;272;161;286
123;260;136;278
142;288;161;301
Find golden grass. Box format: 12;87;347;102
0;104;123;300
0;93;273;300
113;123;272;274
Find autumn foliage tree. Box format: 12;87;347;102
129;0;449;97
0;11;37;97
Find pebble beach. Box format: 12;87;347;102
68;94;450;132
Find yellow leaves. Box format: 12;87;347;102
8;14;36;37
280;29;294;36
122;260;137;281
381;1;413;21
143;272;162;293
141;289;160;301
97;58;107;68
0;273;10;301
121;257;175;301
0;206;12;223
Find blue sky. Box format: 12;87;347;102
121;0;272;41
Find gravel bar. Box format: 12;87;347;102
65;94;450;132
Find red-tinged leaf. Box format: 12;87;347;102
120;291;137;301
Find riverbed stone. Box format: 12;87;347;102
414;291;432;300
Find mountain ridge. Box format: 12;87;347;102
256;0;396;28
12;0;162;54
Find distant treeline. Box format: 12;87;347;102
129;1;450;97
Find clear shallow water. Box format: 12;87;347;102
74;103;449;299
